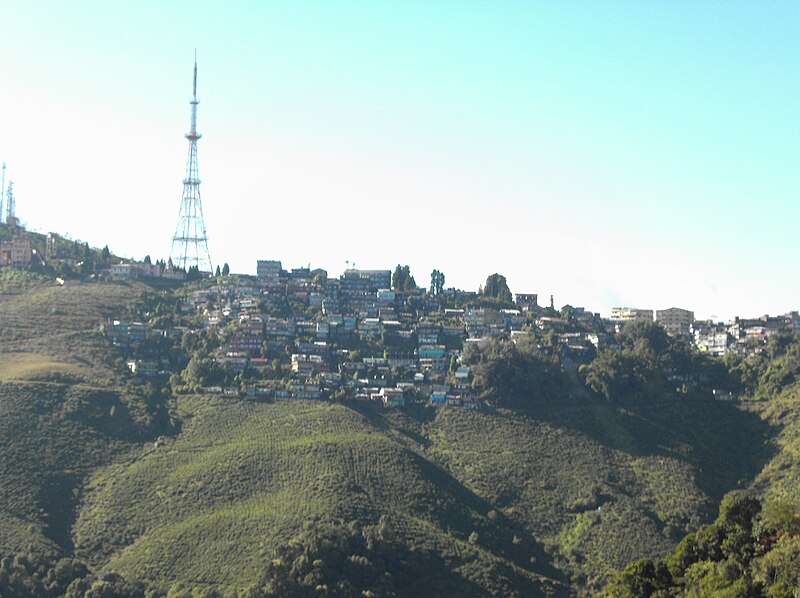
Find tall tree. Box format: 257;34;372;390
430;269;445;296
481;273;512;303
392;265;415;291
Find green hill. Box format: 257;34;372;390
0;272;168;577
74;397;565;595
0;270;797;596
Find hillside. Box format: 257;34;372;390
0;270;174;595
0;266;797;595
74;397;565;596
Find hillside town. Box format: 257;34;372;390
92;251;800;407
2;226;799;406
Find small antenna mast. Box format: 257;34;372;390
193;48;198;100
0;162;5;224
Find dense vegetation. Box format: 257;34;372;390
600;491;800;597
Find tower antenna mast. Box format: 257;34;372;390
6;181;15;226
0;163;5;224
170;51;213;273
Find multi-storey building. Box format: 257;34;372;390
256;260;282;282
0;236;31;267
655;307;694;336
339;269;391;309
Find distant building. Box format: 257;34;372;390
256;260;282;281
656;307;694;336
110;262;140;279
0;236;31;267
340;269;391;308
515;293;539;308
610;307;654;323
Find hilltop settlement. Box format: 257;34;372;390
3;228;798;409
42;256;800;409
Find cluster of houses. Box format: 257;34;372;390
99;259;800;409
607;305;800;357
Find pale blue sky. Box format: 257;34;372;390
1;2;798;319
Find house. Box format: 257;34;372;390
0;236;31;267
416;322;440;345
246;385;275;398
418;344;445;359
454;365;471;381
126;360;159;377
292;384;322;399
110;262;140;279
515;293;539;309
380;387;405;408
695;327;729;356
500;309;525;331
358;318;381;336
429;384;450;404
105;320;147;345
291;354;325;376
340;269;391;309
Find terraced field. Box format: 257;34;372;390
75;397;567;595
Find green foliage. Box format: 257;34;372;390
480;273;512;303
600;558;673;597
429;269;445;296
73;398;565;595
581;320;729;402
604;492;800;597
260;518;433;597
729;333;800;400
463;337;564;407
391;264;416;292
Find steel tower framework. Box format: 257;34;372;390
170;56;213;273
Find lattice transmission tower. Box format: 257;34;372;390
170;55;213;273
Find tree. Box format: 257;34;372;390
430;269;445;296
186;265;202;281
601;559;673;597
222;262;230;276
143;255;152;265
463;337;563;407
481;273;512;303
101;245;111;265
392;265;416;291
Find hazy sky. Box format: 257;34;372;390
1;2;798;320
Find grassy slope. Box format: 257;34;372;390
748;382;800;506
421;395;772;583
75;397;566;596
0;271;155;558
73;388;774;592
